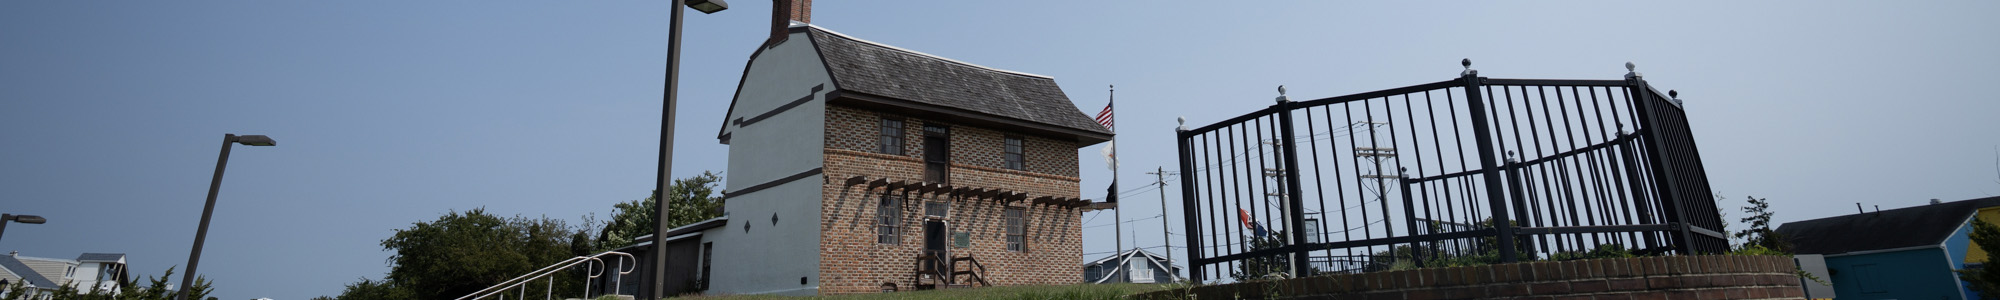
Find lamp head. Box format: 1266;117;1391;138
687;0;729;14
7;214;46;224
232;135;277;146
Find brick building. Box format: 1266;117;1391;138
670;0;1112;296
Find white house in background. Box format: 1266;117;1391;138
1083;249;1181;284
0;252;129;296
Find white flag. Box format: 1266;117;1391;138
1101;141;1117;170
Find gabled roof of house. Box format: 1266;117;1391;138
1083;248;1181;283
1777;196;2000;255
720;23;1112;145
1084;248;1172;267
76;253;125;263
0;255;60;289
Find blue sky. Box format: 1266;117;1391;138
3;1;1997;299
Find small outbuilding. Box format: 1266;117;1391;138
1779;196;2000;300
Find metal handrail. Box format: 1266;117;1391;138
455;251;639;300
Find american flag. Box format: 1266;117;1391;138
1094;101;1113;132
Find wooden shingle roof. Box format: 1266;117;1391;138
803;25;1111;144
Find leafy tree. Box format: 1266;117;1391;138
324;172;722;300
330;278;413;300
368;209;591;300
597;171;725;251
1547;244;1636;261
0;281;25;300
1369;218;1538;270
28;267;215;300
1734;196;1790;252
1230;231;1290;281
1960;218;2000;300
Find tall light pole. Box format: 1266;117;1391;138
652;0;727;298
0;214;49;244
177;134;276;300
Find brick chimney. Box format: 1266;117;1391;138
769;0;811;46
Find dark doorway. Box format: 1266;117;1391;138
923;124;950;183
923;220;949;277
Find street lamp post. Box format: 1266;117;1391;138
0;213;49;244
652;0;726;299
176;134;276;300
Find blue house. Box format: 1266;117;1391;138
1778;196;2000;300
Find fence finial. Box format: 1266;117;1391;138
1275;85;1289;103
1506;151;1517;163
1669;90;1683;105
1177;116;1187;131
1461;58;1476;76
1625;62;1641;79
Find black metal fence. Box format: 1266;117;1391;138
1174;63;1726;283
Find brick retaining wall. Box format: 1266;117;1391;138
1135;255;1804;300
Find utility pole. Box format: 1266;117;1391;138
1261;138;1295;277
1147;167;1179;282
1355;121;1397;238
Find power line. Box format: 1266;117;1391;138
1081;245;1186;257
1084;215;1163;229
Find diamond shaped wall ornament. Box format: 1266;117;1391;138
771;213;780;225
743;221;751;233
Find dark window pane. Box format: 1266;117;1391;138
923;124;950;183
880;119;904;155
1003;137;1025;170
1005;208;1025;251
926;201;949;218
878;196;901;244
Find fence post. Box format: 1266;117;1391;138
1624;63;1697;255
1399;176;1424;268
1457;61;1520;262
1176;121;1205;283
1503;153;1537;255
1273;96;1313;277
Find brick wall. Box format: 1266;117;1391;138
1136;255;1807;300
818;104;1085;294
824;105;1080;178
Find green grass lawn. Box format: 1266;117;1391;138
668;283;1176;300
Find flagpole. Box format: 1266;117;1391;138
1110;84;1122;279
